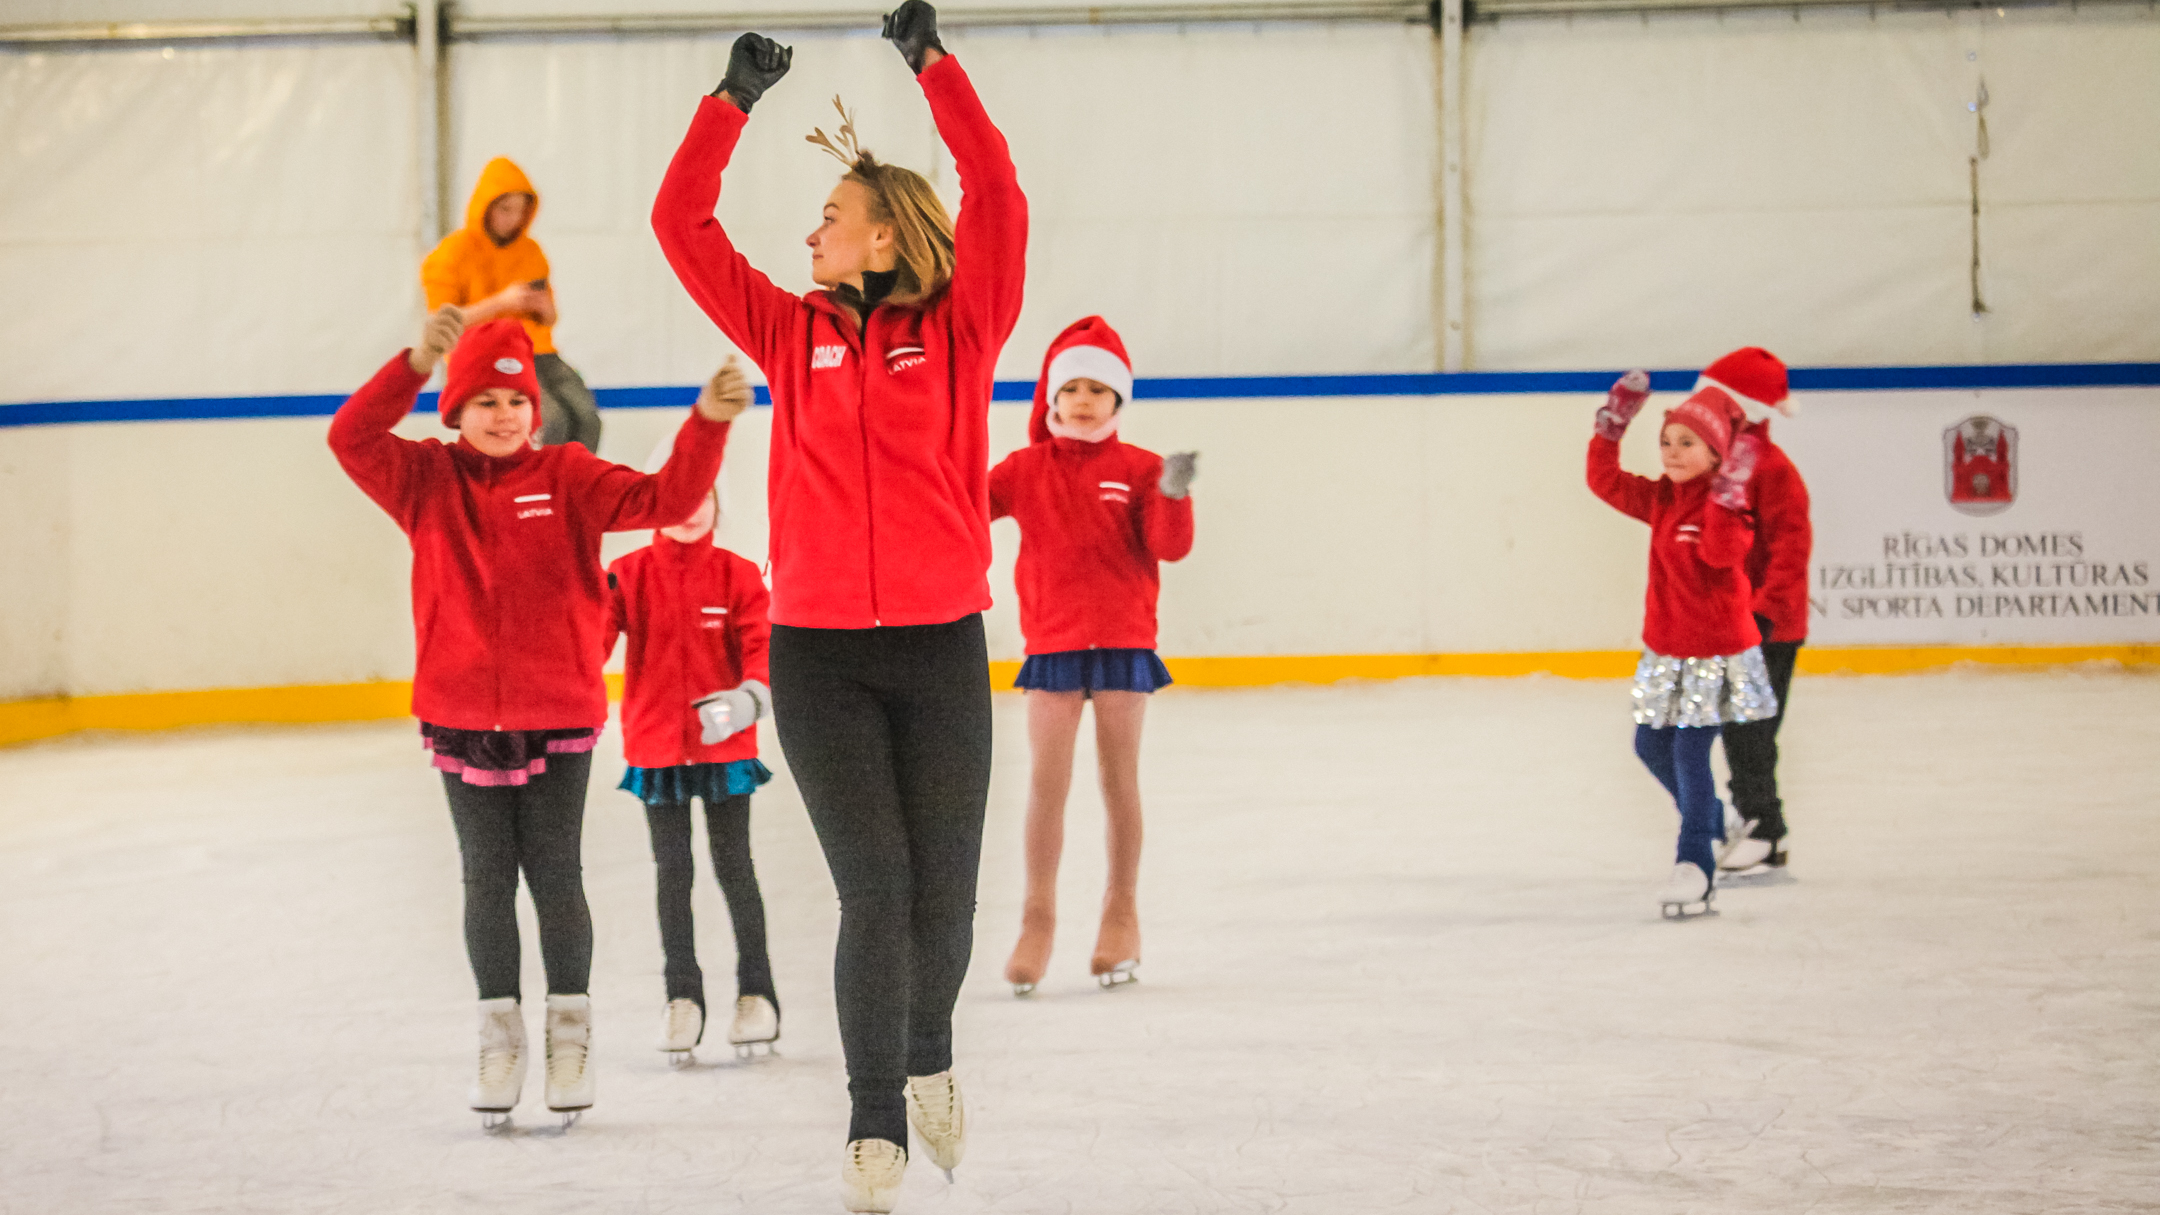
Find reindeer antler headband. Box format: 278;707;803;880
805;96;867;169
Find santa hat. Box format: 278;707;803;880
644;431;727;527
439;318;544;429
1029;316;1135;444
1664;387;1745;461
1695;347;1793;421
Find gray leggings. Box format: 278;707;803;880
443;752;594;1001
535;352;602;453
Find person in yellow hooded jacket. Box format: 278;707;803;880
422;158;604;451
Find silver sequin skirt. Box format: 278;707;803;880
1630;647;1781;729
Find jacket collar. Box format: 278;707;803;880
654;530;716;556
1049;434;1120;457
450;436;540;475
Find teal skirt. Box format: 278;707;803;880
618;759;773;807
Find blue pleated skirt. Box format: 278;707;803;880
617;758;773;807
1013;648;1173;696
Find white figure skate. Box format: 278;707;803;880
727;994;780;1059
1720;833;1790;881
658;997;703;1068
470;997;527;1131
840;1138;908;1213
544;993;596;1129
905;1069;967;1182
1713;805;1752;868
1659;862;1716;919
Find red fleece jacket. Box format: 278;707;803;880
1735;419;1813;643
652;56;1027;629
329;352;730;731
990;436;1193;655
604;536;770;768
1587;435;1761;659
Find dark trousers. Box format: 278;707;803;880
535;353;602;453
643;794;776;1011
1635;725;1724;875
442;751;594;1001
1722;616;1802;842
770;616;993;1148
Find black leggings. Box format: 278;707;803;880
644;794;775;1010
442;751;594;1001
770;616;993;1149
1722;616;1803;841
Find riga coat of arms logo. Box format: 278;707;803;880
1944;415;2017;517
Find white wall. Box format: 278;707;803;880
1466;6;2160;369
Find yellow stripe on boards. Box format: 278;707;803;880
1795;644;2160;675
0;681;415;747
4;644;2155;747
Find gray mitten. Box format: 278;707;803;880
693;679;770;745
1159;451;1198;500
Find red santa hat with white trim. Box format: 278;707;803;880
1029;316;1135;444
1695;346;1794;421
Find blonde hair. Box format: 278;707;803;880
808;98;956;306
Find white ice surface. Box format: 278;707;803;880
3;671;2157;1214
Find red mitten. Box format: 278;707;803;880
1594;369;1651;441
1710;431;1762;511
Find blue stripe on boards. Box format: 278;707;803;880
3;364;2155;429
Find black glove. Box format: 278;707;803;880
881;0;945;75
713;32;792;111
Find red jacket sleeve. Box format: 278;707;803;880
601;557;628;663
730;555;771;686
1698;502;1756;570
1141;487;1195;563
1751;458;1813;619
651;96;803;375
327;352;431;530
987;451;1018;521
920;57;1027;352
1586;434;1656;524
575;413;732;533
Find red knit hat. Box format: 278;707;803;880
1695;347;1793;420
1029;316;1134;444
439;318;544;429
1664;387;1744;461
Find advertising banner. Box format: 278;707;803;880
1777;388;2160;646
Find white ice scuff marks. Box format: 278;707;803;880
0;670;2156;1210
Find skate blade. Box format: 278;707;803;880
1010;981;1037;997
665;1049;695;1069
1660;899;1716;920
478;1111;513;1132
553;1109;584;1131
941;1167;956;1184
730;1040;778;1060
1095;962;1139;989
1718;865;1794;886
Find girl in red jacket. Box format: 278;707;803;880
989;318;1195;996
606;429;778;1068
651;4;1023;1205
1586;372;1779;918
329;308;739;1130
1693;348;1811;875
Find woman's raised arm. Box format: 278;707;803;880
651;34;804;374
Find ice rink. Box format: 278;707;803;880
3;669;2156;1214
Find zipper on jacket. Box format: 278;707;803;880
852;309;882;625
488;458;505;729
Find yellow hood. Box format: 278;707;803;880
464;157;539;240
